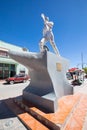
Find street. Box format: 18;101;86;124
0;81;30;100
0;79;87;103
0;79;87;100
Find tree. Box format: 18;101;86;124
83;67;87;78
83;67;87;74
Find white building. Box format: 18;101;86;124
0;40;28;79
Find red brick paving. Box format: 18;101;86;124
4;93;87;130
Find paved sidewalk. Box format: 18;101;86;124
74;79;87;94
0;100;28;130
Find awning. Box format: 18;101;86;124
0;57;18;65
68;68;79;72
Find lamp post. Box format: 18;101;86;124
81;52;83;69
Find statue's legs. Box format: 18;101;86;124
39;33;60;56
50;40;60;56
49;32;60;56
39;38;46;52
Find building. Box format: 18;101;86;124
0;40;28;79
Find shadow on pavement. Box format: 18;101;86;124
0;97;24;119
0;100;16;119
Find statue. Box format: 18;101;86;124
8;14;73;112
39;13;60;56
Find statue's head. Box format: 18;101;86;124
45;17;49;21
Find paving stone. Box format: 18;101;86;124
0;101;27;130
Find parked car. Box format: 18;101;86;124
6;74;30;84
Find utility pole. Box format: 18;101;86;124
81;52;83;69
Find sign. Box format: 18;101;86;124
56;63;62;71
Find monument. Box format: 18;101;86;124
9;14;73;112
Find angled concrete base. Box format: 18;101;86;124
22;51;73;112
23;92;58;112
9;50;73;113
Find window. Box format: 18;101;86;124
11;64;15;71
0;50;8;57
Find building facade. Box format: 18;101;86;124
0;41;28;79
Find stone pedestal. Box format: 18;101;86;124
9;50;73;112
22;51;73;112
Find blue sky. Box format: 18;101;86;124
0;0;87;68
